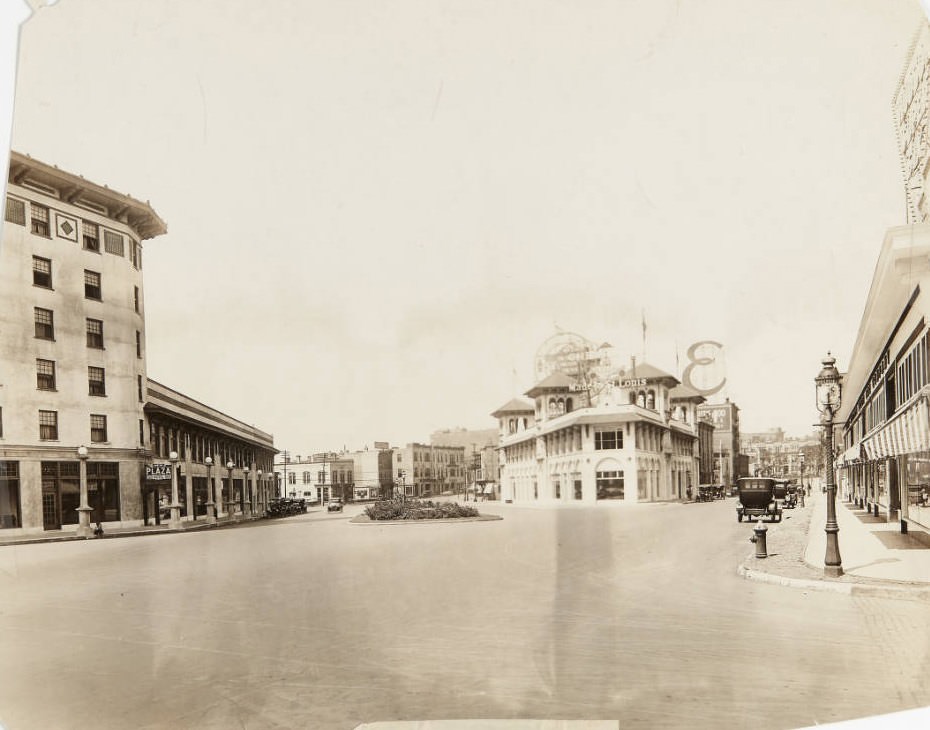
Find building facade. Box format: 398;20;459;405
274;452;354;503
697;400;744;488
430;427;500;499
0;152;275;534
391;443;466;498
493;362;704;505
835;224;930;534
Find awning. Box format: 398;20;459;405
860;395;930;462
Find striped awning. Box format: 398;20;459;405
860;396;930;462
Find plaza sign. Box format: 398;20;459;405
145;463;172;481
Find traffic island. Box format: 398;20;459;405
350;498;503;525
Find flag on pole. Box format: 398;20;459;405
641;309;647;357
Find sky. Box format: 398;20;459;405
0;0;926;453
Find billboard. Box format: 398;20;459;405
700;405;732;431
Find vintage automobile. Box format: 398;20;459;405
736;477;782;522
327;497;344;513
784;482;799;509
696;485;716;502
773;479;797;509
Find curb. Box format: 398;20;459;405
737;561;930;600
0;515;270;548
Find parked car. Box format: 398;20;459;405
736;477;782;522
327;497;344;513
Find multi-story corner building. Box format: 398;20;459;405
0;152;275;534
493;361;705;505
430;427;500;498
391;443;466;498
273;451;354;503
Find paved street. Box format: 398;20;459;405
1;500;929;730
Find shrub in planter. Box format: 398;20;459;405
363;498;479;520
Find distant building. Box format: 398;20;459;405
430;427;500;498
343;445;393;501
697;400;744;488
273;451;354;503
390;443;466;498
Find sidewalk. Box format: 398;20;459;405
0;512;274;547
739;488;930;598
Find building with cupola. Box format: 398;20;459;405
491;333;706;505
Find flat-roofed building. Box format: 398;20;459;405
0;152;275;534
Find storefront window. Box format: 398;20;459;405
87;462;120;522
596;470;624;500
905;453;930;508
0;462;21;528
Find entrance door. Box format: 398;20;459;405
42;485;60;530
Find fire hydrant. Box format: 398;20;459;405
749;518;768;559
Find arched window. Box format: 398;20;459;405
646;390;656;410
508;418;516;434
522;417;529;430
566;397;573;413
629;392;636;405
637;391;646;408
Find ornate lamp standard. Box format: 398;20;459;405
226;460;235;517
256;469;263;515
168;450;182;529
815;353;843;577
76;445;93;537
204;457;217;524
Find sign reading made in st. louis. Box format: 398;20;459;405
146;463;172;481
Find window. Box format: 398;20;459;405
134;286;140;313
34;307;54;340
0;462;21;528
4;196;25;225
139;419;144;447
136;331;142;358
103;229;124;256
131;241;141;269
84;270;101;300
318;471;325;484
288;473;296;485
86;318;104;348
137;375;143;402
303;471;311;484
30;203;50;236
32;256;52;288
90;414;107;443
82;221;99;251
596;470;624;500
595;429;623;450
36;359;56;390
88;366;106;396
39;410;58;440
87;461;120;521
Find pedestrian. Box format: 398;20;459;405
686;486;692;501
93;521;104;538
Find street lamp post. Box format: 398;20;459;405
76;445;93;537
204;456;217;524
257;469;263;515
815;353;843;578
169;450;182;529
226;460;235;518
243;466;251;517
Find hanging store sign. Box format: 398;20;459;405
145;463;172;481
